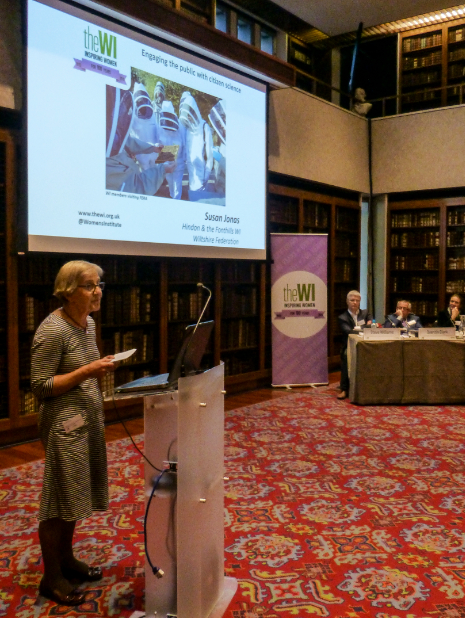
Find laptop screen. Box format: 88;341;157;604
169;320;215;383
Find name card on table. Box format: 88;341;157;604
418;327;456;340
363;328;401;341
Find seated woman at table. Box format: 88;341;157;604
436;294;462;327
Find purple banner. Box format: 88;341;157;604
271;234;328;385
74;58;127;84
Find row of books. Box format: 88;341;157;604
447;231;465;246
449;85;465;97
20;295;60;332
168;290;211;321
449;47;465;62
403;50;442;70
391;231;440;248
448;211;465;225
335;237;357;257
0;389;7;420
221;319;258;350
446;280;465;293
97;258;139;284
403;70;440;87
303;202;329;228
102;330;155;364
18;256;70;284
335;260;355;282
19;340;31;380
0;355;6;383
19;389;38;416
391;212;439;227
450;27;465;43
0;239;5;280
102;288;156;325
448;257;465;269
392;254;438;270
222;287;258;318
336;210;358;232
334;286;355;308
223;354;258;377
403;33;442;52
391;276;438;293
222;261;257;283
167;261;213;283
269;201;297;225
408;300;438;315
403;90;439;104
449;64;465;79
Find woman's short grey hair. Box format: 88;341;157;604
54;260;103;302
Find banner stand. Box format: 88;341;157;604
272;382;328;389
271;234;329;386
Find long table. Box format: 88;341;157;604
347;335;465;404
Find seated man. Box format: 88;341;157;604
384;300;422;330
436;294;462;327
337;290;372;400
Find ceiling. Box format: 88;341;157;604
271;0;460;36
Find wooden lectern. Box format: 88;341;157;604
143;363;237;618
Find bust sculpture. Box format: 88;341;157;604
352;88;372;117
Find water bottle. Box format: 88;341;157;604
371;321;377;330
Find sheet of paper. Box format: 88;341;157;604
111;348;136;362
63;413;85;433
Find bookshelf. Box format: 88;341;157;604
399;19;465;113
387;205;440;322
268;179;361;366
446;204;465;296
386;196;465;325
0;133;11;421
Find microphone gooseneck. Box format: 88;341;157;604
385;314;396;327
195;283;212;336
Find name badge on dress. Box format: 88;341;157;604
62;413;85;433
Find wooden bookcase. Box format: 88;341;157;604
268;179;361;366
399;18;465;113
386;195;465;324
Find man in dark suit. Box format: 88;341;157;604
383;300;422;330
338;290;372;400
436;294;462;327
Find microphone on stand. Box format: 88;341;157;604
385;314;396;327
180;283;212;377
194;282;212;336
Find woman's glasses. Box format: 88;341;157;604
78;282;106;293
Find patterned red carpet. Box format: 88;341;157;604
3;386;465;616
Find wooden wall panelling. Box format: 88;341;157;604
1;130;18;427
159;260;168;373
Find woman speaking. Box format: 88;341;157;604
31;260;116;606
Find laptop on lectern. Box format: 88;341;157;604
115;320;214;394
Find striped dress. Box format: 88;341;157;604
31;313;108;522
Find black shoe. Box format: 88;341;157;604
39;579;86;606
62;565;103;583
